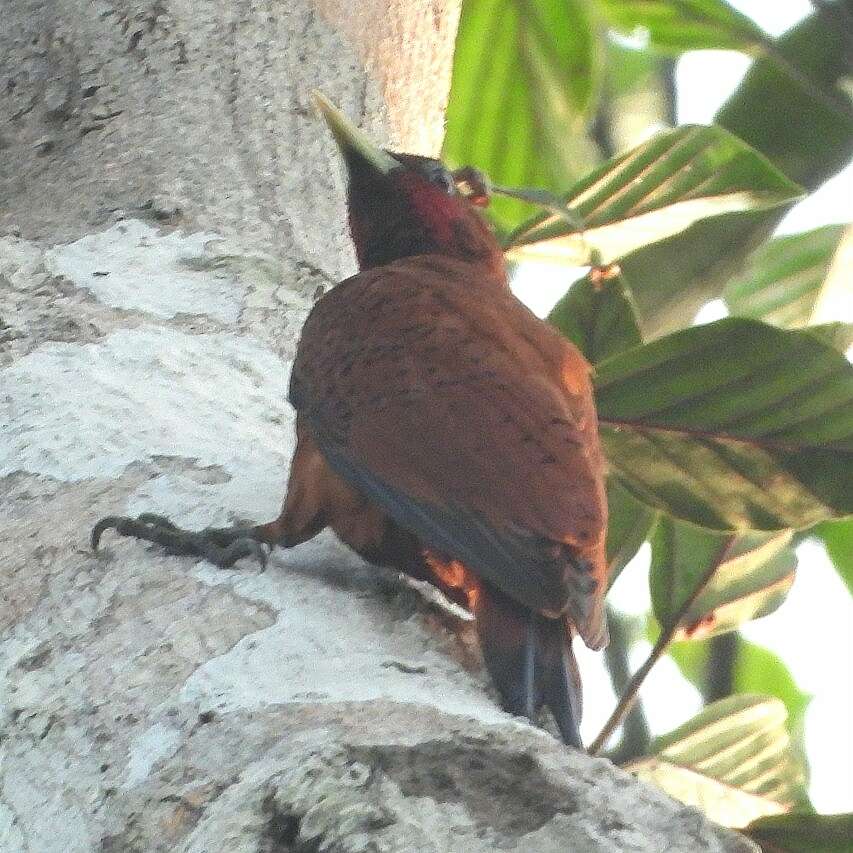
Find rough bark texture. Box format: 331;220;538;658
1;2;756;851
0;0;457;254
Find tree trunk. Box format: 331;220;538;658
0;2;756;850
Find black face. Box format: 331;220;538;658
389;152;457;196
343;147;500;271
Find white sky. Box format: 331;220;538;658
517;0;853;814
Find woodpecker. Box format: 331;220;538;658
93;94;609;749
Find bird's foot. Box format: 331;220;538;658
91;513;270;569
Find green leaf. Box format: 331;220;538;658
651;522;795;638
626;695;805;827
505;125;802;266
716;9;853;191
603;34;661;98
664;629;708;683
606;478;658;587
732;639;812;810
814;517;853;596
594;318;853;530
443;0;602;231
618;7;853;340
745;812;853;852
667;637;810;734
547;272;643;363
724;225;847;328
732;642;810;734
688;546;795;638
618;206;781;338
599;0;764;53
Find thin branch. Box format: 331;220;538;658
588;623;669;755
601;606;651;764
704;631;740;703
589;536;737;756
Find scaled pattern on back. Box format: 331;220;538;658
290;255;608;648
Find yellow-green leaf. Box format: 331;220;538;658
814;517;853;597
443;0;602;231
626;695;805;827
667;637;811;734
504;125;802;266
651;523;795;638
598;0;764;54
607;478;658;587
724;225;846;329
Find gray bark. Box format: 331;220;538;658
1;2;756;850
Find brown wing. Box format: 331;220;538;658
290;255;608;647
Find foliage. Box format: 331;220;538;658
548;271;642;363
505;124;802;266
595;319;853;530
626;695;804;826
597;0;764;54
744;812;853;852
814;518;853;596
716;10;853;192
650;527;796;640
445;0;853;829
668;635;811;736
723;226;845;328
443;0;602;230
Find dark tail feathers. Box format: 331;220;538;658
474;580;583;749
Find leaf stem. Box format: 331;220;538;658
589;535;737;756
491;184;586;234
602;606;652;764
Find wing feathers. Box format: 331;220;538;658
292;256;609;645
318;438;606;645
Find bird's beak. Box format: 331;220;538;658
311;91;400;178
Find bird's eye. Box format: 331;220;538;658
429;167;457;195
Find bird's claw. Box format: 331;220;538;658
91;513;270;570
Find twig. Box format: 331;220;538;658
589;535;737;756
601;606;651;764
704;631;740;703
